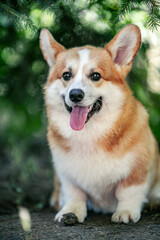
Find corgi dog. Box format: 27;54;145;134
40;24;160;224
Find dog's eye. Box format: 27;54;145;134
90;72;101;81
63;72;72;81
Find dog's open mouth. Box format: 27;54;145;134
63;97;102;131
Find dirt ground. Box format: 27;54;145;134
0;185;160;239
0;146;160;240
0;208;160;240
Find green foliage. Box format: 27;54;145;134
0;1;35;30
147;0;160;29
117;0;160;29
0;0;160;30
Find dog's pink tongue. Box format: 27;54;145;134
70;106;88;131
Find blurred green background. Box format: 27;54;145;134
0;0;160;212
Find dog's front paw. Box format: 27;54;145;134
55;203;87;223
60;213;78;226
111;210;140;224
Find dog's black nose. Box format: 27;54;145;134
69;89;84;103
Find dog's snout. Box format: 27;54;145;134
69;89;84;103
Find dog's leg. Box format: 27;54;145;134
149;155;160;206
55;177;87;223
111;182;148;223
49;171;61;211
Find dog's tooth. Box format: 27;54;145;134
88;105;92;112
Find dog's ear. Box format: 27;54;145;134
105;24;141;77
40;29;65;67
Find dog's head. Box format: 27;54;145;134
40;25;141;131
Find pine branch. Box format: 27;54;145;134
114;0;160;29
0;2;37;30
113;0;131;23
147;0;160;30
0;0;160;30
17;0;28;6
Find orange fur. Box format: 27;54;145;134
50;172;61;210
122;162;147;187
98;93;136;153
40;25;160;223
48;69;58;84
40;29;65;66
47;124;71;152
43;26;159;191
97;90;153;187
106;25;141;78
46;105;70;152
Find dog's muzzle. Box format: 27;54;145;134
63;95;102;131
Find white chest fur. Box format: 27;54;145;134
53;131;134;212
